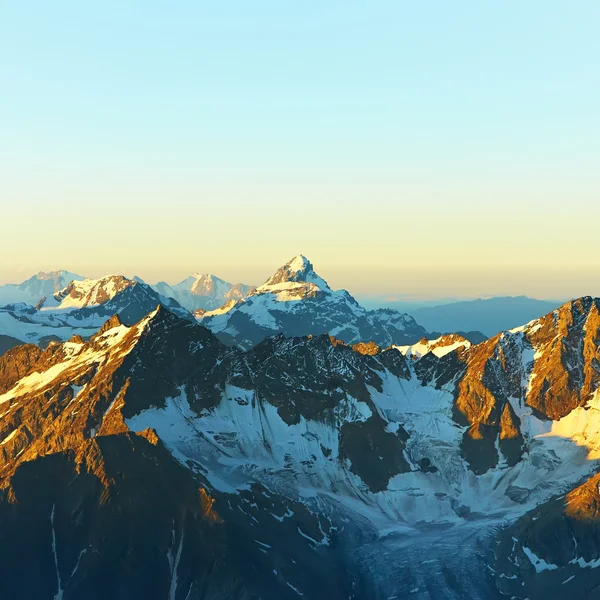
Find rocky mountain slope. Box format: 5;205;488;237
2;297;600;597
495;468;600;599
153;273;255;312
198;255;429;349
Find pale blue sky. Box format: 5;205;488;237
1;1;599;298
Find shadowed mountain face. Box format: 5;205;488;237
408;296;563;337
2;296;600;597
495;469;600;599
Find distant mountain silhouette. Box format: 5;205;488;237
408;296;563;337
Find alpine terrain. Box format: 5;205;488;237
197;255;430;349
0;274;190;349
2;289;600;598
0;270;85;309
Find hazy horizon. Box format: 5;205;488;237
0;259;588;303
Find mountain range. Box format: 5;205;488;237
153;274;255;312
0;270;85;309
0;274;191;347
3;261;565;353
0;257;445;353
3;257;600;597
1;288;600;597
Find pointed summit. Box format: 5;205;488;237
153;273;255;312
287;254;312;273
189;273;225;295
262;255;319;286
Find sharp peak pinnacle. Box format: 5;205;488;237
285;255;313;270
261;255;317;286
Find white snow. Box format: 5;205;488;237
569;556;600;569
534;388;600;460
0;318;143;406
0;361;78;405
6;296;600;562
522;546;559;573
152;274;253;312
0;271;84;309
288;255;310;273
167;528;184;600
48;275;133;311
122;349;600;532
394;337;470;359
257;281;321;302
0;310;96;345
509;319;543;335
286;582;304;596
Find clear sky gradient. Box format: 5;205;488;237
1;1;599;299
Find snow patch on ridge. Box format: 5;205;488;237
522;546;559;573
394;337;470;359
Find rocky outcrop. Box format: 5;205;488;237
525;297;600;420
406;298;600;475
0;343;44;394
351;341;380;355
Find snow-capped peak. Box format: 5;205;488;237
52;275;136;310
288;254;312;273
174;273;230;290
262;255;316;285
30;269;81;283
249;256;334;305
151;273;255;312
0;270;86;309
189;273;225;294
